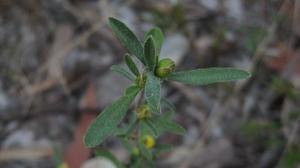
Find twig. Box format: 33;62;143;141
0;148;53;162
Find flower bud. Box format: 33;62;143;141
142;134;155;149
135;74;147;88
136;104;151;120
155;58;175;78
132;147;140;156
58;163;69;168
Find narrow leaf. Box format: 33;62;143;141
161;111;174;120
161;97;176;112
145;27;164;56
145;72;161;113
113;128;127;136
125;85;140;95
125;54;140;76
111;65;135;81
119;138;133;153
138;143;152;160
155;144;173;152
140;121;153;137
108;17;145;63
125;112;137;135
131;158;143;168
84;86;140;147
151;112;185;135
151;118;186;135
144;37;156;71
144;120;159;137
167;68;251;85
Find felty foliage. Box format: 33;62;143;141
84;17;251;167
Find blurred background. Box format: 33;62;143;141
0;0;300;168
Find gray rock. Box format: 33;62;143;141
96;70;131;108
225;0;244;22
2;129;51;149
160;33;189;65
199;0;219;11
0;92;9;111
81;157;117;168
1;115;73;149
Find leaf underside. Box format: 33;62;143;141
108;17;145;63
167;68;251;85
111;65;135;81
125;54;140;76
145;72;161;113
84;85;140;148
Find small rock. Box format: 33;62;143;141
224;0;244;22
199;0;219;11
194;35;214;57
0;92;9;110
2;129;51;149
2;115;73;150
160;33;189;65
183;126;199;145
96;70;131;108
81;157;117;168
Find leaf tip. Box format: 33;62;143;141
108;17;117;23
145;35;154;44
239;69;252;79
83;134;95;148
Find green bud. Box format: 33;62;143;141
155;58;175;78
135;74;147;88
136;104;151;120
132;147;140;156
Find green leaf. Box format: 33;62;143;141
138;143;152;160
145;72;161;113
95;150;125;168
161;120;186;135
155;144;173;153
167;68;251;85
84;86;140;148
131;158;143;168
146;160;156;168
113;128;127;136
144;37;157;70
125;112;137;135
161;111;174;120
125;54;140;76
144;120;159;137
151;116;186;135
161;97;176;112
140;121;152;137
111;65;135;81
119;138;133;153
156;120;186;135
125;85;140;95
108;17;145;63
145;27;164;57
